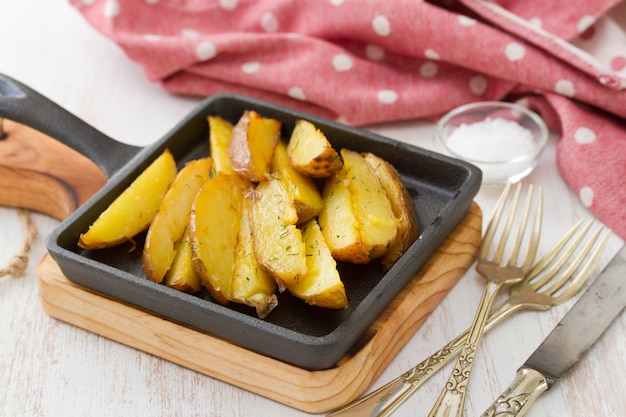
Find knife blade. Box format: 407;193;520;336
481;244;626;417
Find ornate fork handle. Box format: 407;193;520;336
326;334;468;417
428;279;507;417
327;299;520;417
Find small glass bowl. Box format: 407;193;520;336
436;101;549;185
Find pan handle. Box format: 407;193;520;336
0;73;141;178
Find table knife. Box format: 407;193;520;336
480;244;626;417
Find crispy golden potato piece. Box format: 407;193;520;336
249;175;307;292
165;227;201;293
190;174;251;304
342;149;398;259
143;157;212;283
318;167;370;263
229;110;280;182
294;219;348;309
208;116;235;176
286;119;342;178
364;153;419;271
78;149;177;250
318;150;399;263
270;140;323;224
231;197;278;318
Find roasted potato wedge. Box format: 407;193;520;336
78;149;177;250
229;110;280;182
165;227;201;293
190;174;251;304
231;197;279;318
286;119;342;178
208;116;235;176
342;149;398;259
318;166;370;263
364;153;419;271
271;140;323;224
143;157;212;283
319;150;399;263
249;175;307;292
294;219;348;309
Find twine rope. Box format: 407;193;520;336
0;208;38;278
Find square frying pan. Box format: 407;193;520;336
0;73;481;370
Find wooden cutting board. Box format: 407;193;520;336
2;119;482;413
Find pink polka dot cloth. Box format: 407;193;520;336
71;0;626;239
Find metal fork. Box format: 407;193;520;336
326;218;608;417
428;182;542;417
327;182;542;417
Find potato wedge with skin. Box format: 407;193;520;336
78;149;177;250
143;157;212;283
249;175;307;292
190;174;251;304
270;140;323;224
232;197;278;318
165;227;201;293
295;219;348;309
318;167;370;264
229;110;281;182
287;119;342;178
342;149;399;259
208;116;235;176
364;153;419;271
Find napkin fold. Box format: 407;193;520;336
70;0;626;239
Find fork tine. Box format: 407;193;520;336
492;183;523;264
540;222;601;294
505;184;542;271
506;184;532;266
550;226;611;305
527;218;589;289
480;182;513;260
521;187;542;272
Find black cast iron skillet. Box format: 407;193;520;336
0;73;481;370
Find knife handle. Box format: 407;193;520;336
480;367;550;417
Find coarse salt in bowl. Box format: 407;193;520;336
436;101;549;185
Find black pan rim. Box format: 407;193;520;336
46;92;482;369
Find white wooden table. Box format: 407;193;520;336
1;1;624;416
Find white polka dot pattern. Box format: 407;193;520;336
555;79;575;97
261;12;279;32
505;43;525;61
195;42;216;61
103;0;119;17
469;75;488;95
366;44;385;61
242;62;261;74
288;87;306;100
577;15;596;34
579;186;594;208
420;62;438;78
458;15;476;26
377;90;398;104
574;127;597;144
372;15;391;37
219;0;238;11
332;54;353;72
424;48;440;60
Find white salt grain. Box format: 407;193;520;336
445;117;535;162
